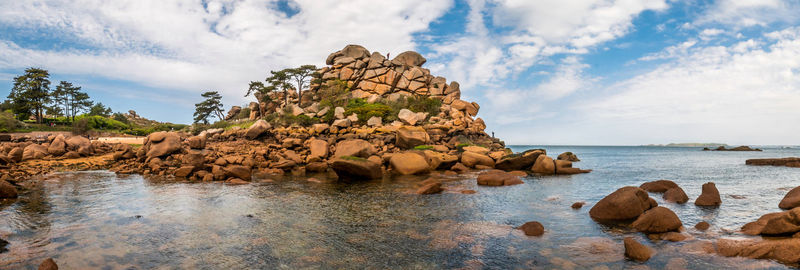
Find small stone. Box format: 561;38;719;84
623;237;653;262
695;221;710;231
518;221;545;236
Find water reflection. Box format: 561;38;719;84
1;146;800;269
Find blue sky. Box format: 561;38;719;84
1;0;800;145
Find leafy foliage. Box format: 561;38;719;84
0;110;22;133
8;67;51;123
88;102;113;117
193;91;225;124
344;99;391;123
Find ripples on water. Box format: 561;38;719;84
1;146;800;269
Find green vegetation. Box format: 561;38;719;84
413;145;434;150
340;156;366;161
193;91;225;124
7;68;51;123
344;99;391;123
315;79;442;125
88;103;112;117
0;111;22;133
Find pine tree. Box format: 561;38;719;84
8;68;51;123
193;91;224;124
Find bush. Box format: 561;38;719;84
383;96;441;122
0;111;22;132
236;107;251;120
318;79;351;109
72;118;89;135
112;112;129;124
75;115;129;130
344;99;391;123
279;113;319;127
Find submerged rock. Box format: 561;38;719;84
695;221;711;231
476;170;523;186
39;258;58;270
717;238;800;264
590;186;655;222
695;182;722;206
518;221;544;236
624;237;653;262
571;202;586;209
531;155;555;175
331;158;382;180
416;180;443;195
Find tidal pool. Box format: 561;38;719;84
2;146;800;269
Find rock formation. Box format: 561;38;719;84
590;187;657;222
695;182;722;207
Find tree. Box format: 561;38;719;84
245;81;271;102
265;70;293;105
193;91;225;124
8;68;51;123
88;103;112;117
288;65;317;102
52;81;92;121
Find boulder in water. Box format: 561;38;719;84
639;180;679;193
780;186;800;210
624;237;653;262
663;187;689;203
518;221;545;236
632;206;683;233
390;152;430;175
331;158;382;180
589;186;655;222
0;180;18;199
476;170;523;186
39;258;58;270
695;182;722;206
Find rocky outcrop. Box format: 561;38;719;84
518;221;544;236
624;237;653;262
717;238;800;264
780;186;800;210
709;145;762;151
695;182;722;206
495;150;542;171
225;106;241;121
22;144;47;161
631;206;682;233
460;151;494;168
144;132;181;158
746;157;800;168
590;187;656;222
557;152;580;162
331;158;382;180
47;134;66;156
476;170;523;186
742;207;800;236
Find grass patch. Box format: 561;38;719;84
340;155;366;161
413;145;434;150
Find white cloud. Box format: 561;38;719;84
696;0;800;28
581;26;800;145
0;0;454;105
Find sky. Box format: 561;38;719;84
1;0;799;145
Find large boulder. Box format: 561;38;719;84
695;182;722;206
395;126;430;149
245;120;271;139
531;155;555;175
640;180;679;193
389;152;430;175
22;144;47;160
0;180;18;199
331;158;382;180
476;170;523;186
307;139;329;161
742;207;800;236
341;44;370;59
224;165;252;181
495;150;543;171
225;106;241;120
334;139;376;158
145;132;181;158
589;186;656;222
8;147;23;163
460;151;494;168
397;109;419;125
186;135;206;149
624;237;653;262
717;238;800;264
557;151;580;162
663;187;689;203
392;51;427;66
47;134;67;156
780;186;800;210
631;206;683;233
66;136;93;156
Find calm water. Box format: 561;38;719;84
2;146;800;269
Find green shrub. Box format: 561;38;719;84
279;113;319;127
344;99;391;123
75;115;129;130
0;111;22;132
340;156;365;161
112;112;129;124
236;107;251;120
72;118;89;135
383;95;441;122
318;79;351;109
